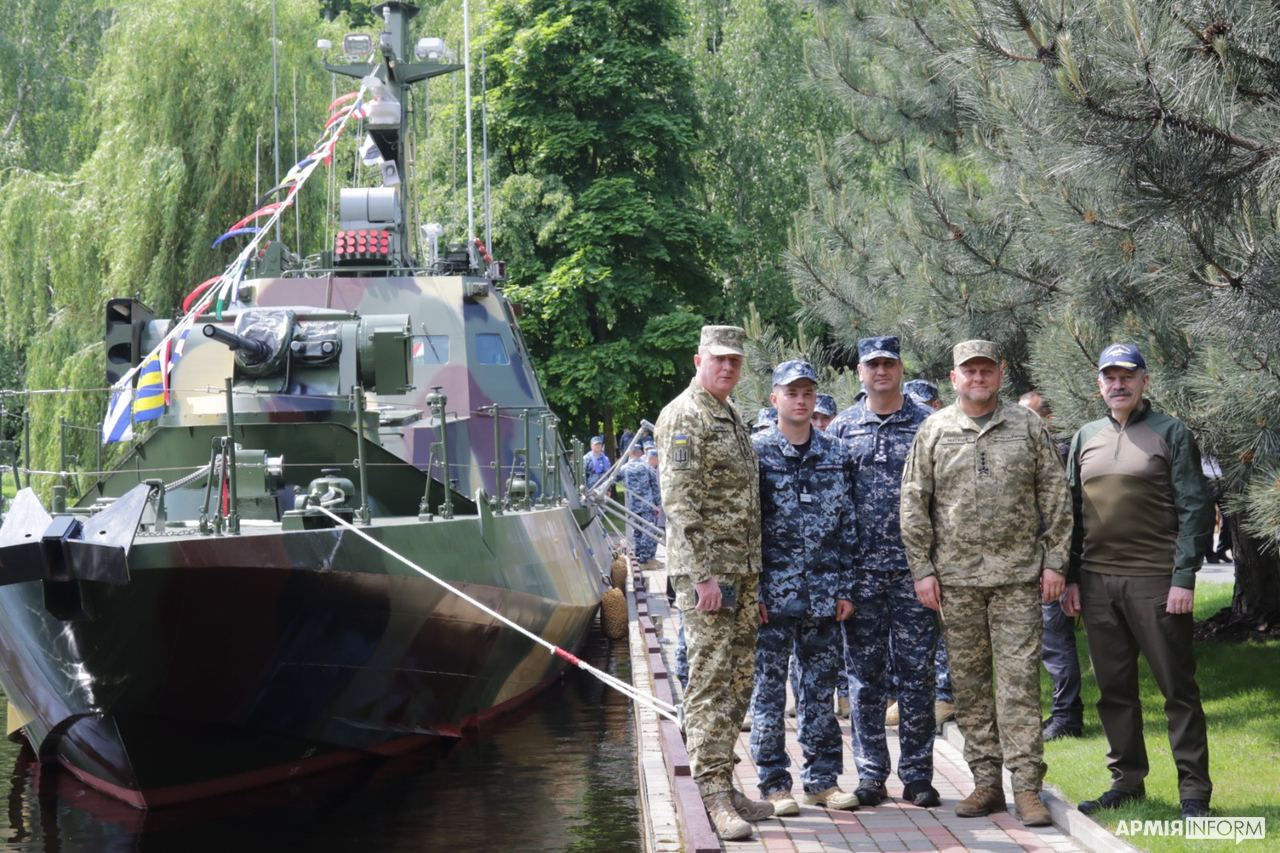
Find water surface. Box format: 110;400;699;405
0;629;640;852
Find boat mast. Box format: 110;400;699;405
325;1;464;268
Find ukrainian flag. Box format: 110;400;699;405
132;350;167;423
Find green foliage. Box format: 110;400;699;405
792;0;1280;615
677;0;846;330
0;0;344;484
0;0;109;172
486;0;719;438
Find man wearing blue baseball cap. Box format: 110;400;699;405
583;434;610;490
828;335;941;808
904;379;942;411
749;360;858;815
812;393;838;431
1064;343;1215;819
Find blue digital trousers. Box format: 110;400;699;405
751;615;843;795
843;570;937;785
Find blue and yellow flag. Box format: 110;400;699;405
132;349;167;424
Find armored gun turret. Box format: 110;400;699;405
0;0;610;809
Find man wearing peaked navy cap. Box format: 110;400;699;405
1064;342;1214;820
771;359;820;387
827;334;941;809
904;380;942;411
753;406;778;434
813;393;837;431
858;336;901;363
749;360;859;815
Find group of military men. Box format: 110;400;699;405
654;325;1215;841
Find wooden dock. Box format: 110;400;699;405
626;558;1125;853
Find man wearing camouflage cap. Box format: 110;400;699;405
900;340;1072;826
622;441;661;567
749;360;858;815
904;379;943;411
812;393;837;431
828;335;940;808
656;324;772;840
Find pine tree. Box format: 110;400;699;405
793;0;1280;628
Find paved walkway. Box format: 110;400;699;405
633;559;1094;853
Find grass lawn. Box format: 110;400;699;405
1042;581;1280;851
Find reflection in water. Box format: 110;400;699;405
0;629;640;852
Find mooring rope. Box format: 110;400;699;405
314;506;681;725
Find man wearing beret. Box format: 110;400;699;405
656;325;772;840
900;339;1071;826
828;335;940;808
749;360;858;816
1063;343;1214;819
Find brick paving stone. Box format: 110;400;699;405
632;563;1095;853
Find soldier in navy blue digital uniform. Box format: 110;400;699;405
828;337;941;808
623;442;662;564
749;361;859;815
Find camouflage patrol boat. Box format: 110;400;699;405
0;0;611;808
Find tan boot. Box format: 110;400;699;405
836;696;851;718
1014;790;1052;826
935;699;956;727
703;792;752;841
884;701;900;726
730;788;774;821
955;785;1006;817
801;786;860;811
765;790;799;817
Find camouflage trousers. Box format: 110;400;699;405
941;581;1046;791
675;573;760;796
751;615;843;794
843;569;937;785
630;511;659;562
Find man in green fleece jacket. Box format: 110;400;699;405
1063;343;1214;820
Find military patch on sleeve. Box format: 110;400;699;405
672;434;691;469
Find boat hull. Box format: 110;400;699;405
0;506;609;807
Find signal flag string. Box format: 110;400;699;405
102;72;379;444
315;506;682;725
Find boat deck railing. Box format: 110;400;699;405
0;385;586;532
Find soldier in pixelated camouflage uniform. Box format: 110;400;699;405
622;442;661;564
749;361;858;815
828;336;940;808
656;324;772;841
900;339;1072;827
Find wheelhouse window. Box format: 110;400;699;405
412;335;449;364
476;333;510;365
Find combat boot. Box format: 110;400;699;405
1014;790;1052;826
765;790;799;817
802;786;859;811
729;788;774;821
836;696;851;718
703;792;752;841
884;701;900;726
934;700;956;728
955;785;1006;817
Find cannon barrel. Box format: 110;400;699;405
202;324;271;363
